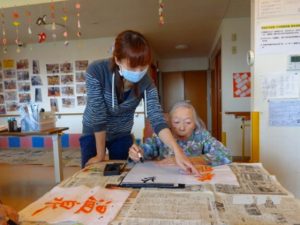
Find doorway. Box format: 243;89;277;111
161;71;207;125
211;49;222;141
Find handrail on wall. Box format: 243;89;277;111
0;112;84;118
0;111;145;118
224;111;251;121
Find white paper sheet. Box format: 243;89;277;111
261;72;299;99
256;21;300;54
121;161;239;186
269;99;300;126
19;186;131;225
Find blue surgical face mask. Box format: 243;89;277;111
119;66;148;83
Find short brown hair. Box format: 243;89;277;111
111;30;152;103
113;30;152;68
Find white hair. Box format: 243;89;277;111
169;101;206;130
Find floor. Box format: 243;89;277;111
0;163;79;211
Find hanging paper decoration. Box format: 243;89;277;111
50;1;56;29
38;32;46;43
158;0;164;25
62;5;69;46
50;0;57;40
25;10;32;35
36;15;47;25
0;12;7;53
25;10;33;50
75;2;82;37
12;10;21;52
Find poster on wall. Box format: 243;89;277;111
256;21;300;54
261;72;299;99
35;88;42;102
61;86;74;96
269;99;300;126
75;72;85;82
31;75;43;86
61;74;74;85
77;96;86;106
4;91;17;101
16;59;29;70
75;60;88;71
50;98;58;112
76;84;86;94
19;93;31;103
17;71;30;81
62;98;75;108
3;59;14;69
0;94;4;104
3;69;16;79
6;102;18;112
46;64;59;74
60;62;73;73
18;82;31;92
32;60;40;74
4;80;17;90
47;75;60;85
258;0;300;18
233;72;251;98
0;105;6;114
48;87;60;97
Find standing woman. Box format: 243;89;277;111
80;30;198;174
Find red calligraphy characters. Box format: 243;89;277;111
32;196;112;216
75;196;112;214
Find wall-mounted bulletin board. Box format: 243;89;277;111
0;58;88;115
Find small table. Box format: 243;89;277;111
0;127;69;183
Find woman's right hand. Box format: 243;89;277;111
129;144;144;162
85;155;105;167
0;204;19;225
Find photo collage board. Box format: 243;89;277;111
0;59;88;114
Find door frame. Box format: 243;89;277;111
210;47;222;141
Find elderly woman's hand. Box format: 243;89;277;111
174;148;200;176
128;144;144;162
0;204;19;225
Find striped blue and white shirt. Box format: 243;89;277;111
82;59;168;141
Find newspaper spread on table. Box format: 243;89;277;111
123;189;218;225
123;189;300;225
214;163;291;196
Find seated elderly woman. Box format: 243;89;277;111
129;101;232;166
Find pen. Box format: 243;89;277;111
138;152;144;163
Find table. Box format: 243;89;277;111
0;127;68;183
19;161;300;225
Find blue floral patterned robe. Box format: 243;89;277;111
141;128;232;166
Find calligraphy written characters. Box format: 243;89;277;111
32;196;112;216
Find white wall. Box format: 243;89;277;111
159;57;208;72
221;17;251;157
252;0;300;197
0;37;145;140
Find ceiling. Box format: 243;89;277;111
0;0;250;59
